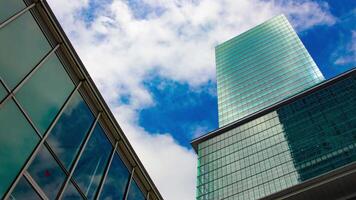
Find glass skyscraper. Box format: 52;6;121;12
216;15;324;127
0;0;162;199
192;14;356;200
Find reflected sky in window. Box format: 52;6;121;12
127;179;145;200
27;145;66;199
99;153;130;200
47;91;94;169
73;124;112;199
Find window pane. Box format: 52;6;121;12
62;182;84;200
0;11;51;89
27;145;66;199
9;177;41;200
47;91;94;169
127;179;145;200
16;54;75;134
99;153;130;199
0;0;26;24
73;125;112;199
0;100;39;197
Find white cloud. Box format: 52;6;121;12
46;0;335;199
335;30;356;65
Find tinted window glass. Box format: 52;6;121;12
73;125;112;199
100;153;130;199
27;145;66;199
0;11;51;89
62;182;84;200
127;179;145;200
47;91;94;169
0;83;7;102
16;54;74;134
0;100;39;197
0;0;26;24
9;177;41;200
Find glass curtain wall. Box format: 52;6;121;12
196;74;356;200
0;0;146;199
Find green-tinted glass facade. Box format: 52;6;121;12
216;15;324;127
196;74;356;200
0;0;161;199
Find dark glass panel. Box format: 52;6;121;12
127;179;145;200
0;0;26;24
0;100;39;197
99;153;130;200
73;125;112;199
61;182;84;200
9;177;41;200
27;145;66;199
47;91;94;169
16;54;75;134
0;12;51;89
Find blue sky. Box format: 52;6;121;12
137;0;356;149
48;0;355;199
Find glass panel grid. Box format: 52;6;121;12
197;75;356;199
216;15;324;127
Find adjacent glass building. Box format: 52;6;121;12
192;70;356;199
216;15;324;127
192;14;356;200
0;0;162;199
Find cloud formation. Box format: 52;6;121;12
46;0;335;199
335;30;356;65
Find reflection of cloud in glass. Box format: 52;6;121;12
100;153;130;199
73;124;111;199
127;179;145;200
46;91;94;169
10;177;41;200
27;146;66;199
61;182;82;199
16;54;74;134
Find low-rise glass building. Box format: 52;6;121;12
192;69;356;200
0;0;162;199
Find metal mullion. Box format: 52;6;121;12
23;172;49;200
71;178;89;200
56;112;102;200
146;191;150;200
95;141;119;200
43;141;70;175
3;81;82;199
14;44;60;93
0;44;60;108
123;168;136;200
0;3;36;29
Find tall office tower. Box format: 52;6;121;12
192;14;356;200
0;0;162;199
217;15;324;127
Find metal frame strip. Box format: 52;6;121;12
123;167;136;200
23;171;49;200
146;191;150;200
0;3;36;29
56;112;102;199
